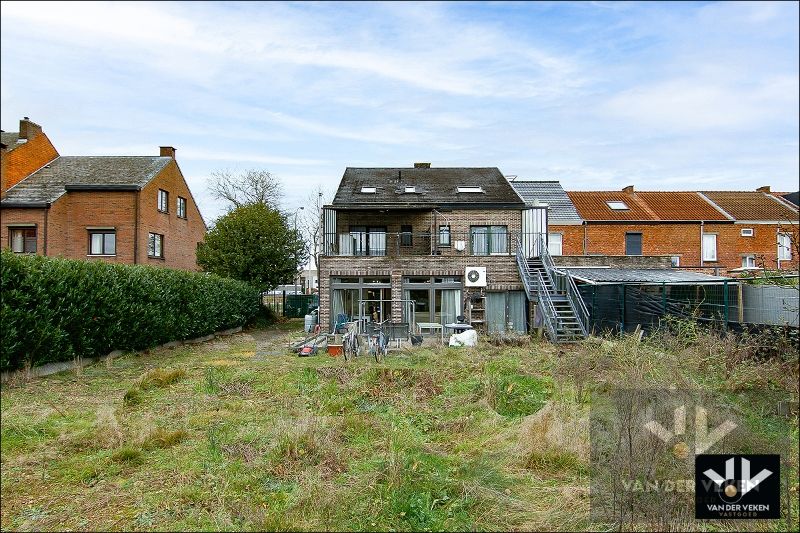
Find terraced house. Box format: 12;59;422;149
1;117;206;270
318;164;589;342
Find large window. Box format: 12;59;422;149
177;196;187;219
340;226;386;256
330;276;392;328
625;232;642;256
9;227;36;253
702;234;717;261
548;233;563;256
88;230;116;255
158;189;169;213
778;233;792;260
403;276;462;327
470;225;508;255
148;232;164;258
486;291;527;333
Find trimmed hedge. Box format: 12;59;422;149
0;251;261;372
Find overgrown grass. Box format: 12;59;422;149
0;319;797;531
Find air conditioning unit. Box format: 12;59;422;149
464;266;487;287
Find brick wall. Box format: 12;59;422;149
1;131;59;194
137;160;206;270
318;254;523;328
547;224;584;256
554;255;673;268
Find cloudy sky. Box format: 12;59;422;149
2;1;798;222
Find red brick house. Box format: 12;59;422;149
1;119;206;270
561;186;798;273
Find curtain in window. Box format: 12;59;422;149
331;289;346;327
702;234;717;261
11;230;24;253
338;234;353;256
507;291;526;333
369;228;386;256
471;227;488;255
350;227;366;256
490;226;507;254
486;292;506;333
439;289;461;326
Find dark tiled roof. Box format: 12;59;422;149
511;181;582;224
567;191;657;221
1;132;22;151
780;191;799;207
2;156;171;204
331;167;525;208
565;267;729;284
701;191;799;221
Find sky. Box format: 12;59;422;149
1;1;798;223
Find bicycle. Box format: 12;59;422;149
368;320;389;363
342;329;358;361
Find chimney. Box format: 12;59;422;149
19;117;42;141
160;146;176;159
1;142;7;199
414;162;431;168
756;185;770;193
622;185;634;193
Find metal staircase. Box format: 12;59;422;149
516;235;589;343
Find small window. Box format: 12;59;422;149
148;232;164;258
9;227;36;253
548;233;563;256
778;233;792;260
740;228;754;237
742;255;757;268
360;187;376;194
88;230;116;255
158;189;169;212
702;234;717;261
177;197;187;219
625;232;642;256
400;225;413;246
404;186;416;193
671;256;680;267
606;201;629;210
457;186;483;193
439;225;451;247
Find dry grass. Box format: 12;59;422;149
137;367;187;389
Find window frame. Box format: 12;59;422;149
157;189;169;213
177;196;187;219
547;232;563;256
670;256;681;267
625;232;643;256
88;229;117;256
778;233;792;260
606;201;629;210
702;233;717;262
740;228;754;237
438;225;451;247
9;226;37;254
400;224;413;247
741;254;757;268
147;232;164;259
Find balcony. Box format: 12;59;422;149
322;230;546;258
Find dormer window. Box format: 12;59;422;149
606;201;629;210
360;187;376;194
404;186;416;193
457;186;483;193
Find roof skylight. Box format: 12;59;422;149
404;186;416;193
606;201;629;210
457;186;483;193
360;186;377;194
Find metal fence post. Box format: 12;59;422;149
723;280;729;330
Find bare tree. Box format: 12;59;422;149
209;169;283;210
298;185;331;274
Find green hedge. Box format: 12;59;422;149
0;251;261;372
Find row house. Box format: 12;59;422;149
319;164;557;337
1;118;206;270
513;183;797;273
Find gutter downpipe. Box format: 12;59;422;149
583;221;588;256
699;221;704;268
43;205;49;255
134;191;140;264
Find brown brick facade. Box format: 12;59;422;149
1;158;206;270
1;120;59;196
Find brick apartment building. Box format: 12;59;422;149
554;186;798;272
1;118;206;270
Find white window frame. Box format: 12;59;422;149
404;186;416;193
702;233;717;262
740;228;754;237
778;233;792;260
547;232;563;256
158;189;169;213
741;254;757;268
360;187;376;194
671;256;680;267
177;196;187;219
457;186;483;193
606;201;629;210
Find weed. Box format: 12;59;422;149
93;405;123;448
487;373;551;417
111;446;143;465
141;428;188;450
138;368;186;390
203;367;221;395
122;388;142;406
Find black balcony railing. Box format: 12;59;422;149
322;231;547;257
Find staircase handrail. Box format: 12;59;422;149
515;236;559;341
537;234;589;339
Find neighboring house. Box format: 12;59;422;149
318;164;537;335
1;119;206;270
779;191;799;207
563;186;798;272
1;117;60;196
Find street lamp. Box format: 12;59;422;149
292;206;305;293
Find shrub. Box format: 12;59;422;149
0;251;260;371
138;368;187;390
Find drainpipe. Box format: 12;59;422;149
582;221;588;256
699;221;704;267
43;206;49;255
134;191;140;264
